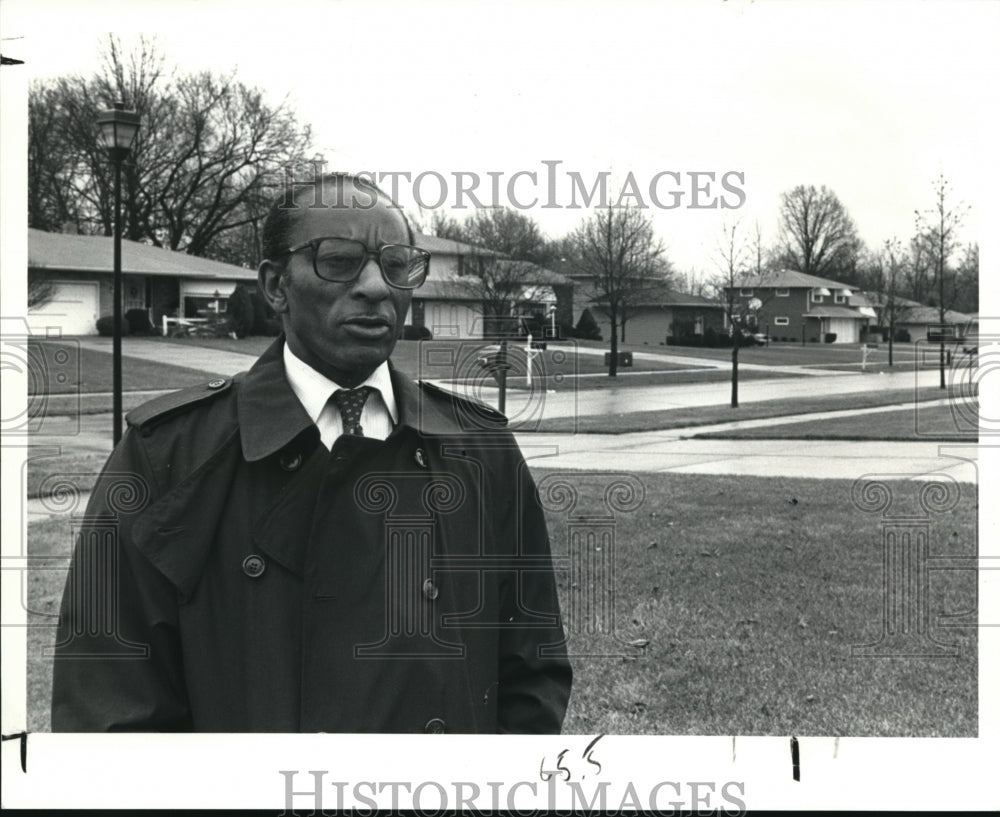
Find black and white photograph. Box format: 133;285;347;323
1;0;996;811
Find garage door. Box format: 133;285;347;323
28;281;100;337
827;318;857;344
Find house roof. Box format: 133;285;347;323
586;283;722;310
413;279;482;301
856;291;922;308
640;287;724;308
413;232;500;257
28;228;257;280
733;269;859;292
803;306;870;319
895;306;973;325
492;260;572;286
856;291;973;325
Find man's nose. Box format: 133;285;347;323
352;256;391;298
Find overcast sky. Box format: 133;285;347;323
3;0;998;278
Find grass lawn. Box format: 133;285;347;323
534;388;950;434
695;404;978;442
541;471;978;736
26;339;220;395
24;472;976;735
24;452;111;498
30;336;804;397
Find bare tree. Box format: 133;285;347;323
28;279;56;310
777;184;862;282
572;205;670;376
864;238;912;366
905;234;934;304
914;174;968;389
433;208;557;337
709;217;772;407
27;35;316;266
953;242;979;315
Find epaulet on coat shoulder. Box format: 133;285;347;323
418;381;508;427
126;377;234;430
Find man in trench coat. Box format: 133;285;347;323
51;174;572;733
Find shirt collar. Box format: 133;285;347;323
282;342;398;426
237;336;485;463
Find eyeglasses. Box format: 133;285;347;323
277;237;430;289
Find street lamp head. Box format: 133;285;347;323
96;102;140;159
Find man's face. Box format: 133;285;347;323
267;184;413;387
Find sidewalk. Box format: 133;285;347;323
513;433;978;483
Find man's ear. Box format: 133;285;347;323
258;260;289;315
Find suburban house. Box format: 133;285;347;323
27;227;574;340
409;233;573;339
727;270;871;344
27;227;258;337
551;258;726;346
588;289;727;346
856;291;975;342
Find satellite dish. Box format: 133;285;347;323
748;297;763;311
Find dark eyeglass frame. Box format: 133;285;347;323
276;236;430;290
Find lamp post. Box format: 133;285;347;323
96;103;140;444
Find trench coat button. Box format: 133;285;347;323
280;451;302;471
207;379;227;389
242;554;266;578
414;448;427;468
424;717;446;734
422;578;439;601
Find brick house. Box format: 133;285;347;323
727;270;870;344
589;289;727;346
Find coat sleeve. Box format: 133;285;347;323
494;444;572;734
51;427;192;732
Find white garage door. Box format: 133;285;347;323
827;318;857;344
28;281;100;337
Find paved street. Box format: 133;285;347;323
467;366;952;420
16;337;980;524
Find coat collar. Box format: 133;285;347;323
238;337;472;461
237;337;318;462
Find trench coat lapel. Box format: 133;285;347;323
131;431;243;599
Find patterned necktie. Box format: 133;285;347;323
332;387;373;437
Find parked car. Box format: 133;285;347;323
961;334;979;355
738;329;767;346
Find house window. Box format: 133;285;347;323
812;292;824;303
773;316;790;326
459;256;485;277
740;288;753;296
776;288;790;297
694;316;704;335
834;294;846;304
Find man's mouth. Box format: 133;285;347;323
343;316;393;339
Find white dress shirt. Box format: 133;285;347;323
283;343;398;449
